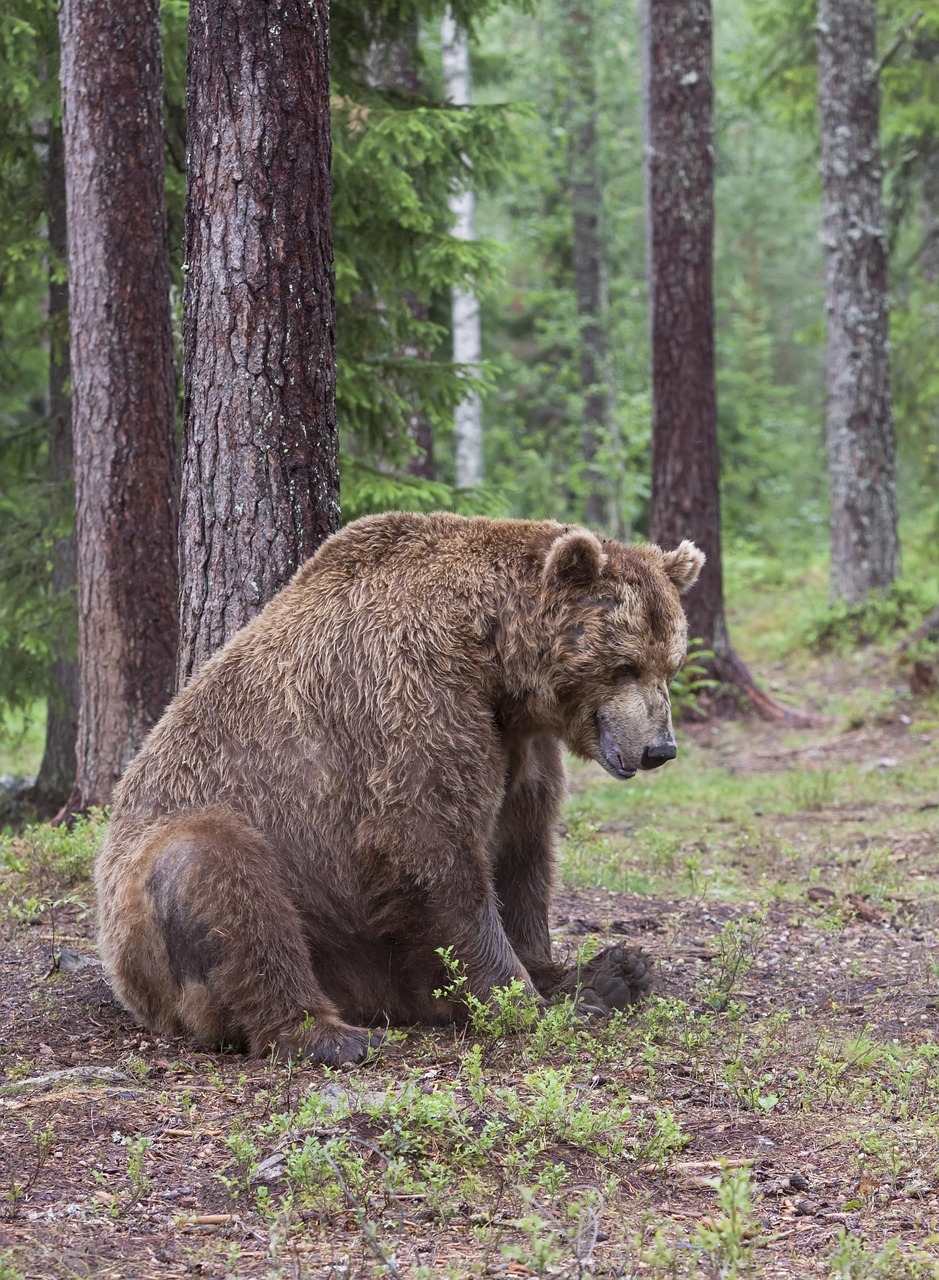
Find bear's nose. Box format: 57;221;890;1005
641;741;677;770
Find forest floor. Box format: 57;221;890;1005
0;644;938;1279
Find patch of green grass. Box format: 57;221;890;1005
564;738;939;904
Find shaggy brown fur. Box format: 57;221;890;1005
96;513;703;1065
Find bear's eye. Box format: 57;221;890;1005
613;663;640;683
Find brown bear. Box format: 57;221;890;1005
95;512;703;1065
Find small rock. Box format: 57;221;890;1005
252;1153;287;1184
859;756;899;775
788;1173;810;1192
58;948;103;975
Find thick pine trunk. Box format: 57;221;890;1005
58;0;179;810
441;9;483;491
560;0;615;533
641;0;808;723
179;0;340;685
33;119;78;809
641;0;722;648
817;0;899;603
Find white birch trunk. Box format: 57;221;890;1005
441;8;483;490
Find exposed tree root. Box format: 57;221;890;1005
700;646;821;728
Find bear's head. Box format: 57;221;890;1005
537;529;705;779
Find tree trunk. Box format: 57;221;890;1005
179;0;340;685
817;0;899;603
560;0;615;533
32;117;78;810
441;8;483;491
922;153;939;283
58;0;179;810
640;0;809;724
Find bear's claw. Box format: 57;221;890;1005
269;1024;385;1067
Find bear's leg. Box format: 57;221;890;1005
102;812;381;1066
431;891;540;1006
492;736;566;989
492;737;653;1012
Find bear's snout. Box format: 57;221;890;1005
595;712;638;779
640;740;677;770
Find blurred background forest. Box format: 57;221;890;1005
1;0;938;795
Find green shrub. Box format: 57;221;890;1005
804;582;930;653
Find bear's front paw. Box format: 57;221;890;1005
266;1022;385;1067
569;945;654;1015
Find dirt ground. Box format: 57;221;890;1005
1;672;937;1278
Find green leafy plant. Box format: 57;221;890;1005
434;946;542;1039
692;1163;759;1277
805;581;931;653
3;1119;55;1221
699;909;766;1013
125;1134;151;1206
671;639;718;718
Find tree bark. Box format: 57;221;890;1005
560;0;616;533
32;117;78;810
58;0;179;810
640;0;809;724
922;153;939;283
179;0;340;685
441;8;483;491
817;0;900;603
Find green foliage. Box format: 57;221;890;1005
330;91;511;471
435;945;543;1038
476;0;651;532
0;1254;26;1280
0;425;73;720
891;284;939;509
805;580;931;652
328;0;520;515
0;0;71;726
1;0;937;719
0;811;104;903
3;1118;55;1222
670;639;718;718
828;1227;926;1280
698;910;767;1015
124;1135;151;1206
692;1164;759;1277
727;0;939;545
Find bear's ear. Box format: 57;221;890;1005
543;530;606;591
661;541;705;595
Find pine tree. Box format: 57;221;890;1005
817;0;900;602
58;0;178;808
178;0;340;683
559;0;615;531
641;0;811;721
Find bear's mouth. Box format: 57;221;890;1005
595;714;637;780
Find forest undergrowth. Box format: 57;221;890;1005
0;564;938;1278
